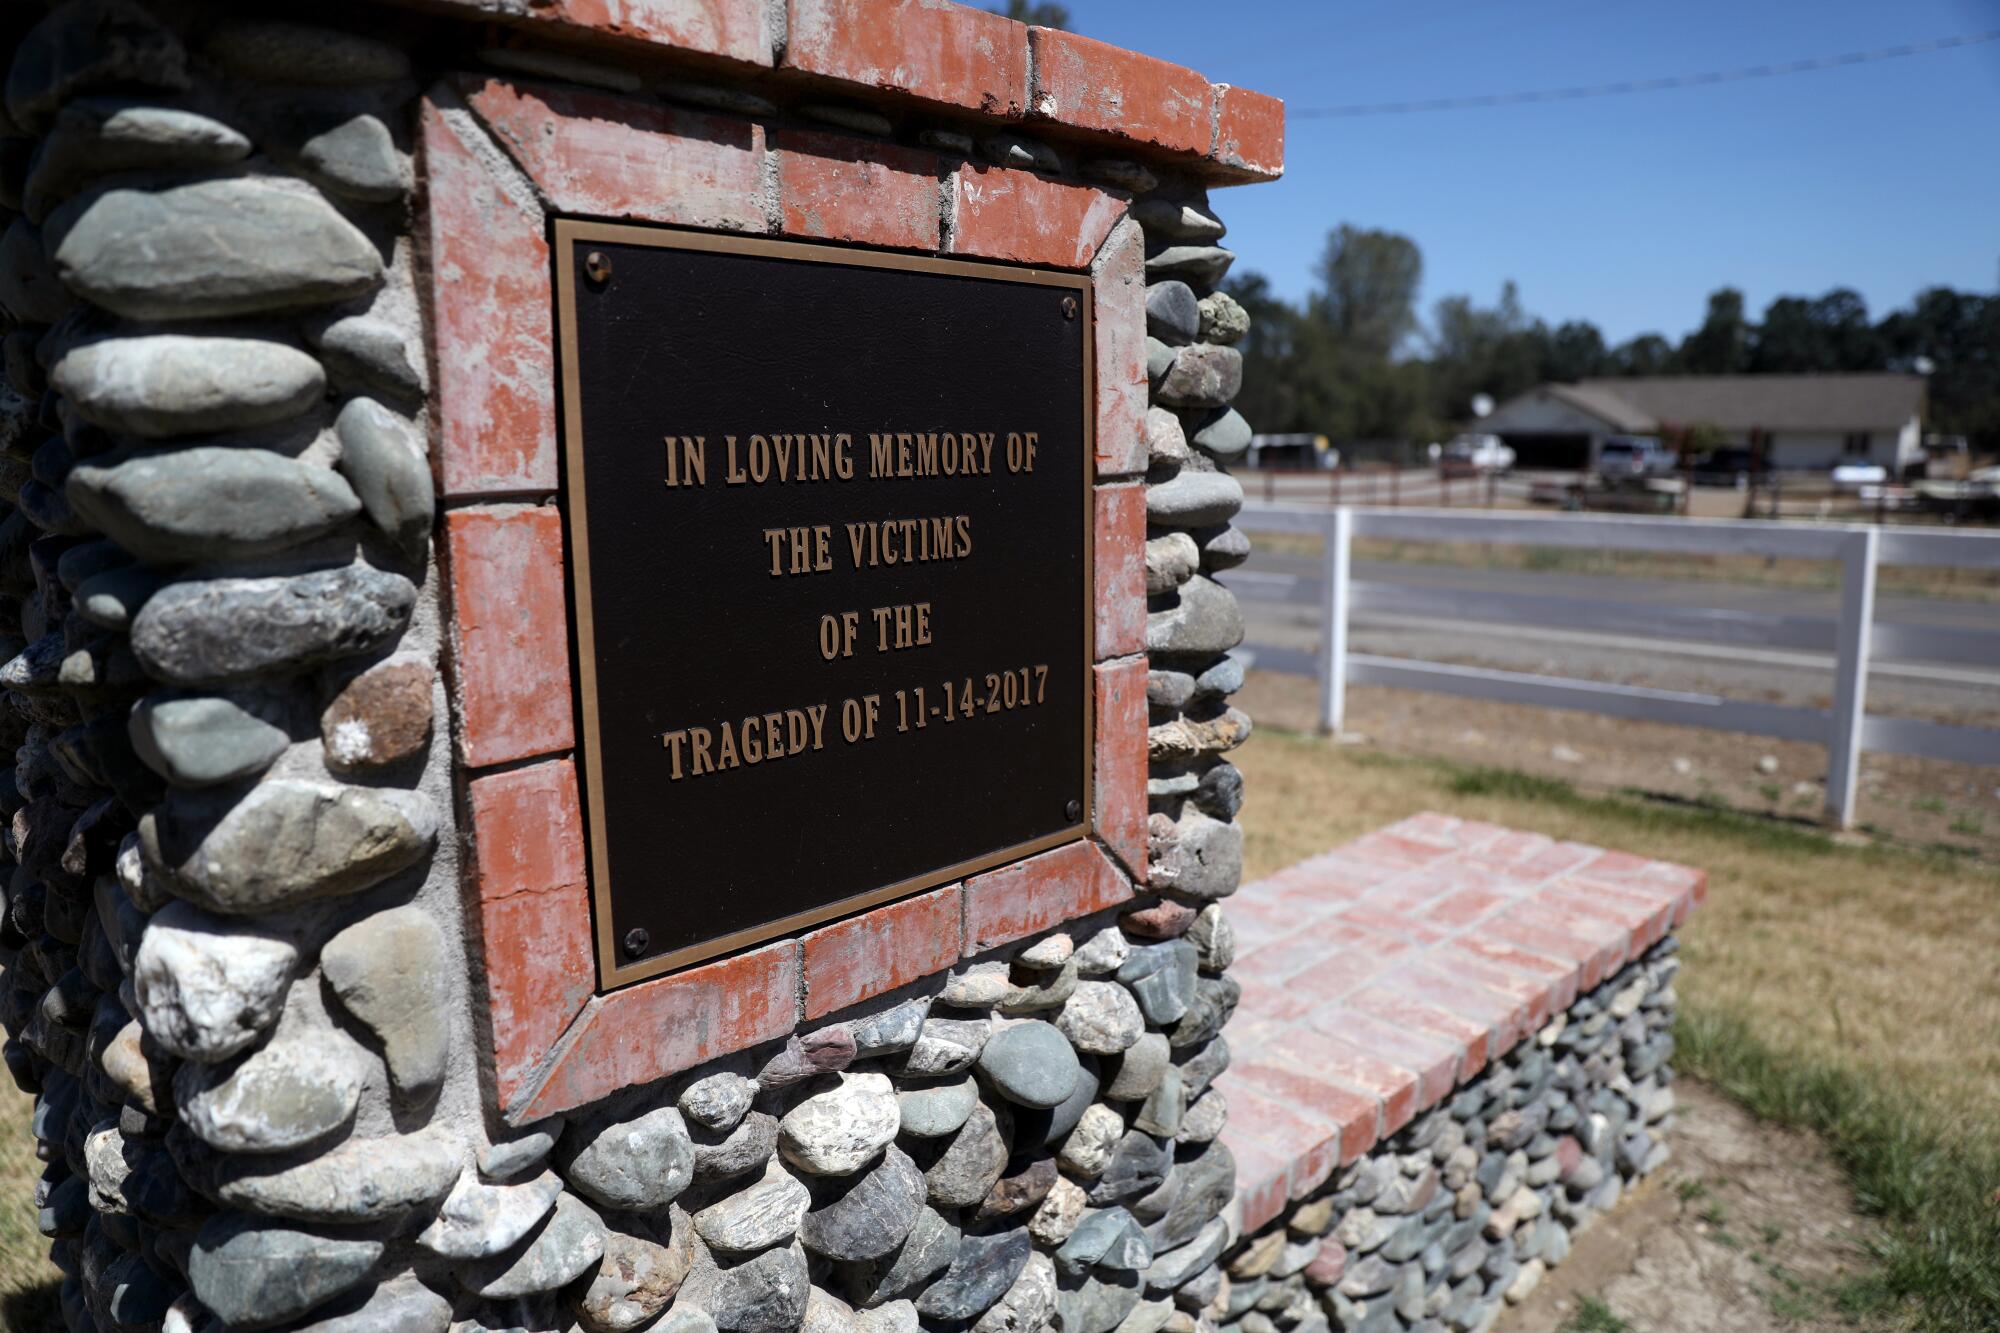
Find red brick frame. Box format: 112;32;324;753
424;77;1152;1123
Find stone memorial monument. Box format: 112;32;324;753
0;3;1283;1329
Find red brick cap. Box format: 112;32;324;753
1220;814;1702;1231
1214;83;1285;181
1028;27;1212;156
786;0;1030;117
393;0;1283;180
420;0;774;69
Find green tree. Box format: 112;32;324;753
1810;288;1883;370
1226;275;1434;441
1310;225;1423;358
1604;334;1675;376
1751;288;1882;372
1228;234;2000;455
1752;296;1821;372
1223;272;1310;433
990;0;1069;26
1427;281;1548;420
1543;320;1608;382
1227;225;1437;442
1877;286;2000;452
1677;287;1750;374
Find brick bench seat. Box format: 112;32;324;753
1216;813;1705;1233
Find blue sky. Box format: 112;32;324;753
1067;0;2000;346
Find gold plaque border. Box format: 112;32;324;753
553;220;1099;992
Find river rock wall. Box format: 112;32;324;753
1216;943;1681;1333
0;3;1273;1331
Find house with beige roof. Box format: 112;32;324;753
1481;373;1927;472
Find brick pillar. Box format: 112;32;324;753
0;4;1284;1330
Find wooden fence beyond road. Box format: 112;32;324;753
1231;504;2000;828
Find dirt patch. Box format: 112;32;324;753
1235;673;2000;862
1501;1079;1876;1332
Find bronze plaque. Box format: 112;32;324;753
554;222;1095;989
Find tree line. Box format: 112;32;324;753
1229;225;2000;453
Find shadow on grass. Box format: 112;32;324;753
1442;761;1837;853
1;1279;61;1333
1625;786;1831;832
1679;1007;2000;1332
1426;752;1987;867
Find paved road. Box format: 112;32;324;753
1233;552;2000;726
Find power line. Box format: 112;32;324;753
1292;30;2000;119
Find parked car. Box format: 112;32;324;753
1919;434;1969;480
1831;463;1889;490
1689;445;1756;488
1247;433;1338;470
1912;464;2000;522
1440;433;1515;472
1597;435;1676;479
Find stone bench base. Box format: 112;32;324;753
1208;815;1702;1332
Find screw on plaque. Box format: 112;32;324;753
623;927;649;957
1065;798;1081;822
1061;296;1078;320
585;250;613;284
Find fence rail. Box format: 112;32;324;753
1233;503;2000;827
1248;466;1539;510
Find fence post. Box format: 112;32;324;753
1319;507;1352;736
1825;526;1878;828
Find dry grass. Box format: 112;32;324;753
0;1081;57;1329
1240;673;2000;857
1240;728;2000;1328
1236;728;2000;1130
1252;530;2000;604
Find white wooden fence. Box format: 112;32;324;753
1231;504;2000;827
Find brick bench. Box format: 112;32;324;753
1217;813;1704;1239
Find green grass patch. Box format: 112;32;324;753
1561;1297;1636;1333
1434;757;1847;861
1679;1007;2000;1331
1443;764;1581;805
1422;751;1988;871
